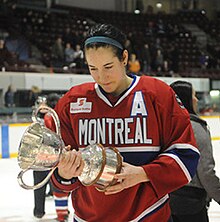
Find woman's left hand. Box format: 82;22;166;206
104;162;149;195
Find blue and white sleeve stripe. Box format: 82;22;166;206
162;143;200;180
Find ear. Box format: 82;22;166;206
122;50;129;66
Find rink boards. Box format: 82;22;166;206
0;123;30;158
0;116;220;158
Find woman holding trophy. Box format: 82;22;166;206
46;23;200;222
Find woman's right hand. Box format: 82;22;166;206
58;147;84;180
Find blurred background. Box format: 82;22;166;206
1;1;220;221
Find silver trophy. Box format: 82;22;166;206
17;105;122;191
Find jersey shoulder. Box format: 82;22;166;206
69;82;95;96
138;75;172;97
55;82;95;111
64;82;95;99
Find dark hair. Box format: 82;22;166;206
170;80;196;115
84;23;127;61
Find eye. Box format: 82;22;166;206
105;66;113;69
90;67;98;71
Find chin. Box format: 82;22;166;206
105;90;114;94
102;86;113;93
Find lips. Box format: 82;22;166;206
102;82;111;86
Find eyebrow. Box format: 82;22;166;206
104;62;113;66
88;62;114;68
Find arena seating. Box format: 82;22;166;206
1;1;220;79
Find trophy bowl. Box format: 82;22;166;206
17;122;62;171
78;144;123;191
17;104;65;190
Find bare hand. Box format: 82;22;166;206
58;146;84;180
104;162;149;195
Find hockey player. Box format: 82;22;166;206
50;23;200;222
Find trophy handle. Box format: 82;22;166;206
17;166;57;190
34;104;61;136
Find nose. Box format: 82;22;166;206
98;70;109;83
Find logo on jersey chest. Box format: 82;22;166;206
70;98;92;113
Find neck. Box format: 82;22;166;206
112;75;133;96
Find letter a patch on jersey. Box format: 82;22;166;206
131;91;148;116
70;98;92;113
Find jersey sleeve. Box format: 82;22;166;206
51;168;81;192
143;82;200;198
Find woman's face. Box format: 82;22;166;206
192;88;198;113
85;47;129;96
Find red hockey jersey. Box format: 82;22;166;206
51;75;199;222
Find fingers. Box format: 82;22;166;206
122;162;129;167
113;173;126;181
113;165;126;180
62;150;81;168
65;145;72;151
104;162;143;195
58;149;84;179
105;180;124;195
75;158;85;176
62;145;71;154
71;151;82;172
59;149;77;167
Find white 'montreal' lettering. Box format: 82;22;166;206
79;119;88;145
135;117;143;143
97;118;105;144
78;117;152;146
106;118;114;144
143;117;152;144
115;118;124;144
88;119;96;145
124;118;133;144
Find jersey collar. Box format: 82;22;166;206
95;75;140;107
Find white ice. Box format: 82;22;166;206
0;158;74;222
